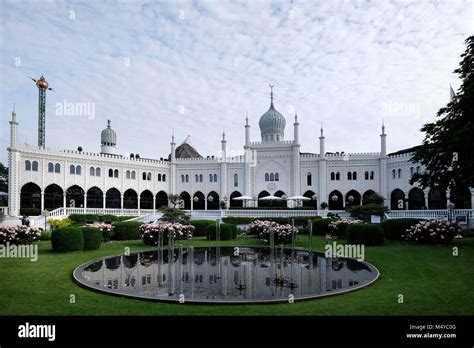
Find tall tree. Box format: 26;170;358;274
0;163;7;193
410;36;474;192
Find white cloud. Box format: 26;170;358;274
0;0;472;164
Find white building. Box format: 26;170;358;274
6;87;473;217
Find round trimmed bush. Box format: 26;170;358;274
381;218;425;240
207;223;237;240
312;218;336;236
346;224;384;246
112;221;143;240
51;227;84;252
188;220;215;237
82;227;101;250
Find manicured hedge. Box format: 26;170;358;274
188;220;216;237
51;227;84;252
81;227;102;251
312;218;337;235
222;216;318;227
207;223;237;240
112;221;143;240
68;214;136;224
20;208;40;216
381;218;425;240
346;224;384;246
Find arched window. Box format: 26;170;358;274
199;174;203;182
392;169;396;179
213;174;217;182
95;167;100;177
147;172;151;181
162;174;166;182
347;172;352;180
234;173;238;187
76;165;81;175
416;166;420;173
126;170;130;179
48;163;54;172
90;167;95;176
307;172;312;186
185;174;189;183
181;175;185;183
330;172;335;181
370;171;374;180
410;167;414;177
265;173;269;182
25;160;31;171
270;173;275;181
114;169;119;178
195;174;199;182
55;163;61;173
131;171;136;180
335;172;340;180
353;171;357;180
32;161;38;171
70;165;76;175
142;172;147;180
397;168;402;178
275;173;279;181
158;173;162;181
365;171;369;180
209;174;213;182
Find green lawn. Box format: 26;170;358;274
0;235;473;315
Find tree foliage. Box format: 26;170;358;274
410;36;474;190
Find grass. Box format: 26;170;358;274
0;235;473;315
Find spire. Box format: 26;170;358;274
245;112;249;126
320;122;324;137
107;119;111;128
269;83;274;107
222;130;226;142
11;103;16;122
294;107;298;124
382;119;385;135
171;129;175;144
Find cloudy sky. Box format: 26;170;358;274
0;0;472;164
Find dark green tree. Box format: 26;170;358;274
410;36;474;191
0;162;7;193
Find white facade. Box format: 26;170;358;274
6;91;474;216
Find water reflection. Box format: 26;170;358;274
76;247;378;303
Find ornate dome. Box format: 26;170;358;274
259;85;286;142
101;120;116;145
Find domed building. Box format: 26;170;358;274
5;85;473;219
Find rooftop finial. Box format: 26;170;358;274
11;103;16;122
222;130;226;141
320;122;324;137
382;119;385;135
107;119;111;128
269;83;274;107
294;107;298;123
245;111;249;126
172;129;175;143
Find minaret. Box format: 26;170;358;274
293;110;299;145
379;121;388;205
220;131;228;208
318;122;327;210
100;120;117;155
244;113;250;148
380;120;386;157
170;131;177;197
319;123;325;158
8;105;20;216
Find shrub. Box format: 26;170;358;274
140;223;194;246
48;218;72;230
0;225;42;245
402;220;461;245
347;203;389;222
188;220;215;237
207;223;237;241
51;227;84;252
81;227;102;251
39;231;51;241
381;218;425;240
247;220;298;244
159;207;190;223
312;218;337;235
68;214;136;225
20;208;40;216
112;221;143;240
328;219;363;237
346;224;384;246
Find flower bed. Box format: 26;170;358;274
0;225;42;245
246;220;298;244
87;223;113;241
402;219;461;245
140;223;195;246
328;219;363;237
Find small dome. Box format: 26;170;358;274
101;120;116;145
259;85;286;141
